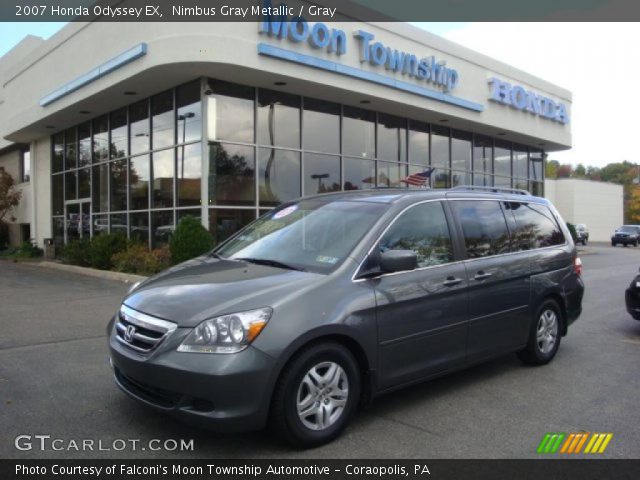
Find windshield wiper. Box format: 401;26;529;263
235;257;306;272
208;252;224;259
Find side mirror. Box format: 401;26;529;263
379;250;418;273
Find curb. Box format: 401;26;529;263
36;261;148;284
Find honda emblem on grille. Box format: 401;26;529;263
124;325;136;343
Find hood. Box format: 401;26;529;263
123;256;322;327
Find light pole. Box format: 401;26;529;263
311;173;329;192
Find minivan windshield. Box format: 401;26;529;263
215;199;387;273
618;226;639;233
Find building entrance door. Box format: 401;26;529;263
65;200;91;243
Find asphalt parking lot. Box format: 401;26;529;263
1;245;639;459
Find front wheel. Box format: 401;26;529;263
517;299;562;365
270;342;360;448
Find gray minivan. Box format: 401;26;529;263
108;187;584;447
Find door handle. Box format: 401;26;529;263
474;271;493;281
443;276;463;287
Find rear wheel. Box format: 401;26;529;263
518;299;562;365
270;342;360;448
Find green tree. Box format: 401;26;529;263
573;164;586;178
545;159;559;179
169;216;214;264
627;185;640;224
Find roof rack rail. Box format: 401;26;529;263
449;185;531;196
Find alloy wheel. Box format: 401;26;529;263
296;361;349;431
536;309;558;354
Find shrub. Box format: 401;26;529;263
566;222;578;243
61;238;92;266
88;233;128;270
112;243;172;276
2;241;43;259
169;216;214;264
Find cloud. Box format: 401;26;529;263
436;22;639;167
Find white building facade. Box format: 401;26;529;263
545;178;623;242
0;4;573;249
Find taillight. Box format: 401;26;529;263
574;257;582;276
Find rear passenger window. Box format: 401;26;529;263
508;202;565;249
452;201;511;258
379;202;454;267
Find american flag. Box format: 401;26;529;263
401;168;434;187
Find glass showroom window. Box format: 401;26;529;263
494;140;512;186
343;106;375;159
20;149;31;183
452;130;472;187
304;153;341;195
473;135;493;187
408;120;429;165
258;148;301;207
513;145;529;190
377;113;407;163
52;77;547;250
257;89;300;149
51;80;203;248
303;97;340;154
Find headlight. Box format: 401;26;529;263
177;307;272;354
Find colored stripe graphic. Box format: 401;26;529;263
560;432;589;453
537;433;565;453
539;432;613;454
585;433;613;453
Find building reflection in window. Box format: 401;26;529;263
304;154;341;195
209;143;255;206
258;148;301;207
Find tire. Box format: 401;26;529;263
611;242;616;247
623;243;628;247
270;342;361;448
517;299;562;366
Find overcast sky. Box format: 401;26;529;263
416;22;638;168
2;22;637;168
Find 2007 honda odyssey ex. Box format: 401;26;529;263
108;187;584;447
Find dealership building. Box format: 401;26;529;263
0;12;572;249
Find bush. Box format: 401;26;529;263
61;238;92;266
2;241;43;259
112;244;172;276
169;216;214;264
88;233;128;270
566;222;578;243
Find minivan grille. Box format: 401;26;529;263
115;305;177;353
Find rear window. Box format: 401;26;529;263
506;202;565;249
451;200;511;258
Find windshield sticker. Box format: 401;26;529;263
316;255;339;265
273;205;298;219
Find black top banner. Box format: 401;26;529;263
3;0;640;22
3;459;640;480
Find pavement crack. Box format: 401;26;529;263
0;335;107;352
377;415;444;437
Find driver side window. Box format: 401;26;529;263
379;201;454;268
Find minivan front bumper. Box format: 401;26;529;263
108;319;277;433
